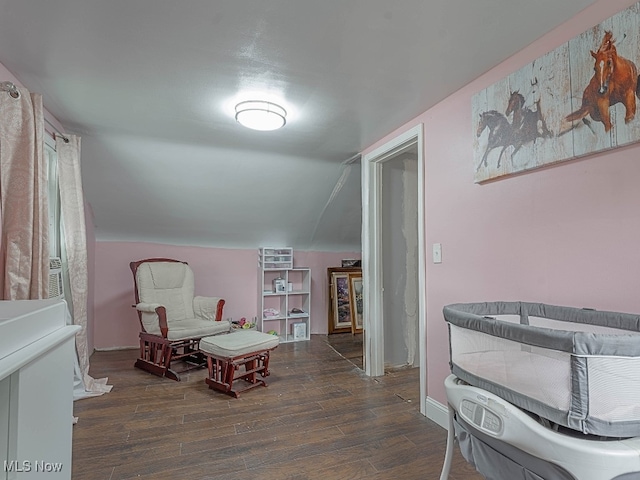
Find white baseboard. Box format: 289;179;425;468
426;396;449;430
94;346;137;351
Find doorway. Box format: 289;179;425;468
361;124;426;415
381;150;419;369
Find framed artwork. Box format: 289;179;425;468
332;272;352;331
327;267;361;334
473;1;640;183
348;273;363;334
292;322;307;340
341;259;361;267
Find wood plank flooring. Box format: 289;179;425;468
327;332;364;369
72;334;482;480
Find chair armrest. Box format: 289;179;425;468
193;296;225;321
134;302;169;337
135;302;162;313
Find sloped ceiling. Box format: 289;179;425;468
0;0;595;250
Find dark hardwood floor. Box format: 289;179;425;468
327;332;364;369
72;334;482;480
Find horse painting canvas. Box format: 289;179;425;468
473;1;640;183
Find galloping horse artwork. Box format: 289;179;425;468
475;110;514;171
565;31;639;133
473;1;640;183
506;90;553;149
475;91;552;172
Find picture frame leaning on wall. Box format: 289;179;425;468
327;267;362;334
349;272;363;334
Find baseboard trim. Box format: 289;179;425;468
94;346;138;351
426;396;449;430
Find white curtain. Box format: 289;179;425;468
56;135;112;399
0;86;48;299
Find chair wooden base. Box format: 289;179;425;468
204;350;273;398
135;332;204;382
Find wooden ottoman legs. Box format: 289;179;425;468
205;350;273;398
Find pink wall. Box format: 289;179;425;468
93;241;359;349
363;0;640;405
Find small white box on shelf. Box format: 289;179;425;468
273;277;286;293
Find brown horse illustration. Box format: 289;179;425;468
565;31;639;132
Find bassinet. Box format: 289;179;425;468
444;301;640;438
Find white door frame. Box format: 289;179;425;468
361;123;427;415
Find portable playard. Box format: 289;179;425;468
444;301;640;438
440;301;640;480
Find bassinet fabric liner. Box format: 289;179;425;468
444;301;640;438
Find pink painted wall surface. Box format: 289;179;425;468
363;0;640;406
93;241;359;349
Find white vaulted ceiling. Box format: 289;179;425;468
0;0;595;250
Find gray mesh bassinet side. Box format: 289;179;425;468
444;301;640;438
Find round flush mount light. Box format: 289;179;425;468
235;100;287;131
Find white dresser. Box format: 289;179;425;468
0;299;79;480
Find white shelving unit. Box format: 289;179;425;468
258;248;310;343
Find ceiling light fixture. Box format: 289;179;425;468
235;100;287;131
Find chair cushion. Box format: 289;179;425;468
166;318;231;341
200;330;279;357
136;262;195;321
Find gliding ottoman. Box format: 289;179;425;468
200;330;279;398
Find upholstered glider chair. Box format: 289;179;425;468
130;258;230;381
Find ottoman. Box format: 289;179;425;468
200;330;279;398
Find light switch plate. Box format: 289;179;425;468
433;243;442;264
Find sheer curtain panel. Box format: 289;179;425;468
56;135;112;397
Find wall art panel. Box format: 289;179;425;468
474;1;640;182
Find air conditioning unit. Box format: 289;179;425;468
48;257;64;299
